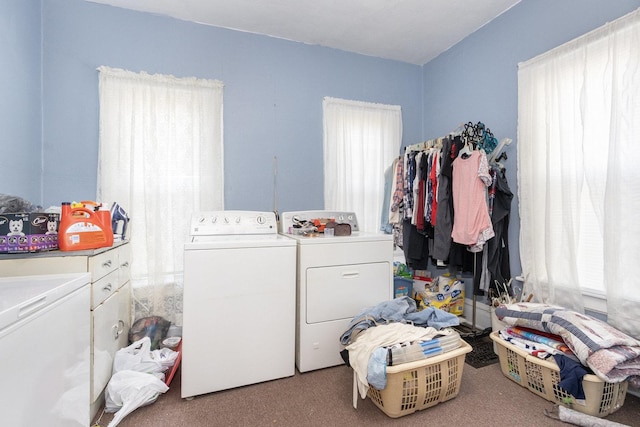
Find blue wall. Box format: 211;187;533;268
3;0;640;277
422;0;640;277
38;0;422;211
1;0;42;204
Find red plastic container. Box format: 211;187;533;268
58;202;114;251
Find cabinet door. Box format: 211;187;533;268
117;244;131;287
91;284;130;403
306;262;391;323
117;281;132;347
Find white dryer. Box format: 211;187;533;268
182;211;296;399
279;211;393;372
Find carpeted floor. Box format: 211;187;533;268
93;358;640;427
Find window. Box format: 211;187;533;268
517;9;640;337
322;97;402;233
97;67;224;324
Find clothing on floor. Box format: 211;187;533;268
339;296;459;345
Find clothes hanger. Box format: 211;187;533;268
459;140;474;157
459;122;478;157
488;137;512;163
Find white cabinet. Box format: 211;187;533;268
0;242;131;421
87;244;132;408
92;281;131;400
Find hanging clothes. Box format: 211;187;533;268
432;135;461;261
379;156;405;250
398;123;508;276
429;150;439;227
486;166;513;288
380;162;394;234
401;151;430;268
403;152;416;220
389;157;403;223
451;149;494;251
413;151;425;229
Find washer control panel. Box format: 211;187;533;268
190;211;278;236
278;210;359;234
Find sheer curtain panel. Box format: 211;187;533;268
97;66;224;325
517;8;640;337
323;97;402;233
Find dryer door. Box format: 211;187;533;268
305;262;391;323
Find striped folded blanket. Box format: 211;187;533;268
495;303;640;387
505;326;574;356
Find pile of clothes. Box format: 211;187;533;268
340;296;460;399
495;303;640;390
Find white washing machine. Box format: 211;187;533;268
182;211;296;399
279;211;394;372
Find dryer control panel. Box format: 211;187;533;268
190;211;278;236
279;211;359;234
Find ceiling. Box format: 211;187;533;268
86;0;520;65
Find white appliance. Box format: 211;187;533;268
279;211;393;372
182;210;297;399
0;272;91;427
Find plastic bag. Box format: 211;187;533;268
104;370;169;427
128;316;171;350
0;193;41;213
113;337;167;376
153;347;180;371
420;276;465;316
105;337;177;426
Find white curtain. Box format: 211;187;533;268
97;66;224;325
518;8;640;337
323;97;402;233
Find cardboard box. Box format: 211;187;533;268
393;277;412;298
0;221;6;253
0;213;30;253
0;212;60;253
27;212;60;252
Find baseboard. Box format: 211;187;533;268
459;298;492;331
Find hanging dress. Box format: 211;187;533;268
451;149;494;251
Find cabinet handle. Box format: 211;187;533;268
113;320;125;340
121;261;129;268
342;271;360;279
18;296;47;318
102;260;112;268
103;283;113;292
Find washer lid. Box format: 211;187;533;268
0;272;90;331
185;233;296;249
283;231;393;245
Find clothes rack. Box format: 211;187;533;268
465;136;511;338
404;136;443;153
401;122;511;339
404;125;465;154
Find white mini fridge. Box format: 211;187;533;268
0;273;91;427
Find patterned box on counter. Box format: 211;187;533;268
0;219;5;253
0;213;30;253
27;212;60;252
